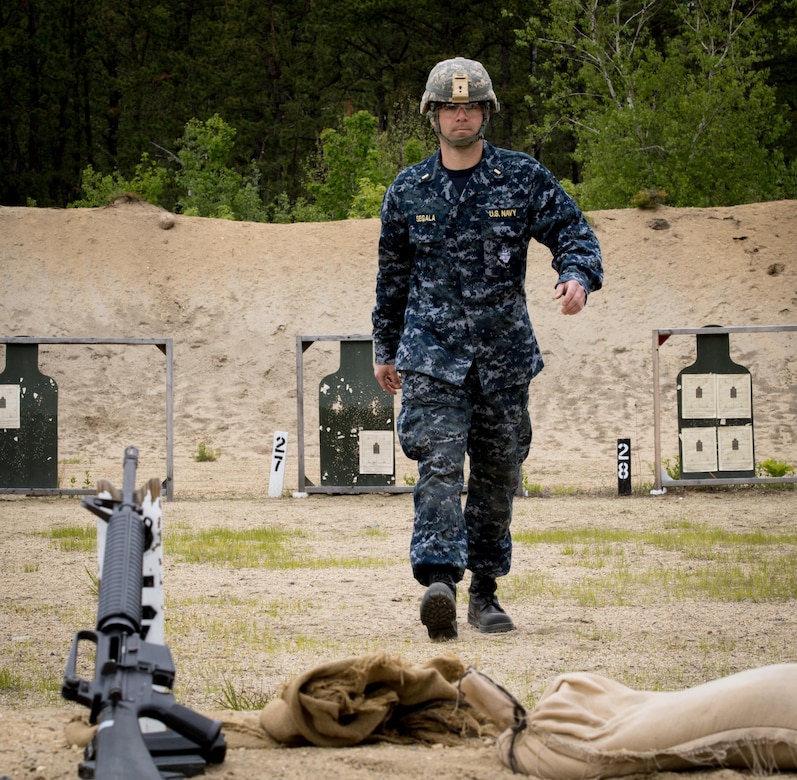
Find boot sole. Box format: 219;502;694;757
420;583;457;641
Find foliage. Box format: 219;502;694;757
166;524;389;569
175;115;267;221
269;193;326;223
521;472;544;495
0;665;23;692
758;459;795;478
348;178;388;219
305;111;385;220
71;115;268;221
193;442;220;462
2;0;796;212
86;566;100;597
301;109;433;221
70;107;432;222
1;0;537;209
518;0;797;209
509;520;797;604
630;189;668;209
70;154;170;208
213;676;270;711
662;456;681;481
36;525;97;553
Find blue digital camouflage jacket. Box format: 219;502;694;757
372;142;604;392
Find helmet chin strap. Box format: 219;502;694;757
431;109;490;148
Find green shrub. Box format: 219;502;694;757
758;459;795;478
70;153;169;208
193;442;220;462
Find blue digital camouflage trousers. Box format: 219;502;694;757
397;367;532;587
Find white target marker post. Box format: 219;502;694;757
269;431;289;497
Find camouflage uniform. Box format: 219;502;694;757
372;140;603;587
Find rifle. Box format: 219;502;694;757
62;446;226;779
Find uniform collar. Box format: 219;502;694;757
416;143;505;201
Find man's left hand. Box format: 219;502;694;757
555;280;587;315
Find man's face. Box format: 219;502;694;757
434;102;486;145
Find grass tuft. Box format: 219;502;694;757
36;524;96;553
166;525;390;569
213;675;272;710
509;521;797;606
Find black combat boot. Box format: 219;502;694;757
420;574;457;641
467;575;514;634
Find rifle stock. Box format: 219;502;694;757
62;446;225;779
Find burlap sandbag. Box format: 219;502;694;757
460;664;797;778
260;651;493;747
65;653;495;752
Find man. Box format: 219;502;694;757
372;57;603;641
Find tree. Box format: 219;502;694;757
70;153;169;207
519;0;795;208
3;0;794;210
294;108;433;221
173;114;267;220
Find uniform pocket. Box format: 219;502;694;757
408;213;445;247
481;211;525;282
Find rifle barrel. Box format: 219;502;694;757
96;446;145;635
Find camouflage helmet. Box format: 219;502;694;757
420;57;500;115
